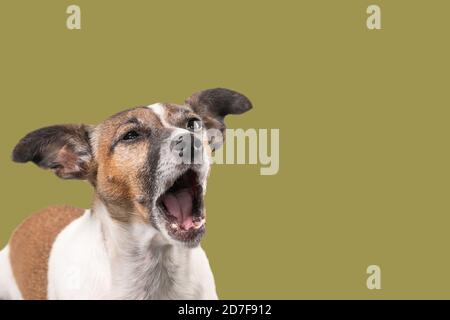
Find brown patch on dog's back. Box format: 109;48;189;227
9;205;83;300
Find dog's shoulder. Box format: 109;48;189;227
9;205;84;299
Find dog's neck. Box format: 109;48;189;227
92;199;200;299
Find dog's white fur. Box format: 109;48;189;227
47;204;217;299
0;246;23;299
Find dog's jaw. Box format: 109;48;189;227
151;164;209;248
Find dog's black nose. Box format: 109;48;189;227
171;133;202;163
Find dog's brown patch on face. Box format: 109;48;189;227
92;107;165;223
9;205;84;300
164;104;196;127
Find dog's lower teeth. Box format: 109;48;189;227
170;223;178;230
193;220;204;229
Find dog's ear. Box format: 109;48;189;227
12;124;95;180
186;88;252;150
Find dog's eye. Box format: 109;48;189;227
186;118;202;132
122;130;140;141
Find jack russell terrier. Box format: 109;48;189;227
0;88;252;300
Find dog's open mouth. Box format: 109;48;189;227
157;169;205;237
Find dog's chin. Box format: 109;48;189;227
155;169;206;248
161;218;206;248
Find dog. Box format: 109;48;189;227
0;88;252;300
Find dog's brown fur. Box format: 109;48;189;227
93;107;165;223
9;206;83;299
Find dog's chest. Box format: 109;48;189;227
116;245;201;299
48;211;214;299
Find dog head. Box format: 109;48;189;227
12;88;252;247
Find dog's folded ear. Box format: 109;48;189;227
186;88;253;150
12;124;95;180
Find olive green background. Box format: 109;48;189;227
1;0;449;299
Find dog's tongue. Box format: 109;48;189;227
162;189;194;230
